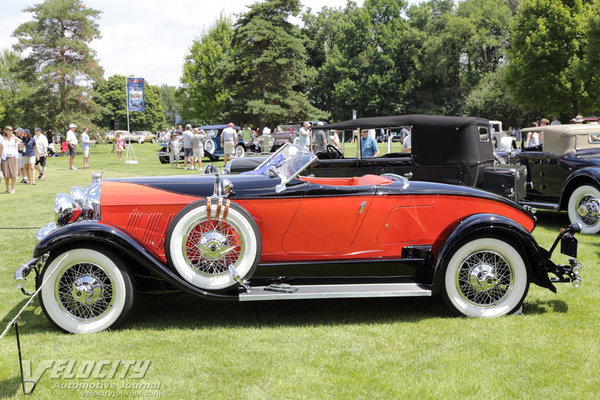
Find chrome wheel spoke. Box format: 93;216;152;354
184;219;243;275
456;250;513;306
56;262;113;320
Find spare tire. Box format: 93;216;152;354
165;199;261;290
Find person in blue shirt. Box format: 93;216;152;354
21;129;39;184
80;126;94;169
359;129;379;158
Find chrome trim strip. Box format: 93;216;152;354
239;282;432;301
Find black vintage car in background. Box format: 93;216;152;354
516;125;600;233
226;115;527;202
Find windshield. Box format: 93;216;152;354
242;143;316;185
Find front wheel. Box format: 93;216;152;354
567;185;600;234
39;247;134;333
442;238;529;318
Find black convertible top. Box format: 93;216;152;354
320;114;492;166
320;114;483;131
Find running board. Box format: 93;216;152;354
239;282;432;301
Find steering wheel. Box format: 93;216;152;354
326;144;344;159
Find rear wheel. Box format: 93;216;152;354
39;247;134;333
165;200;261;290
442;238;529;317
567;185;600;234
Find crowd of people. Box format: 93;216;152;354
166;124;208;170
0;123;95;194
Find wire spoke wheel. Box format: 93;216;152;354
568;185;600;234
443;238;528;317
166;200;261;290
40;248;134;333
56;262;114;320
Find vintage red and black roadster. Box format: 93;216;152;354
15;144;581;333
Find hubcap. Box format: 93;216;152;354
576;195;600;225
198;232;229;260
72;276;103;304
456;250;513;306
184;218;243;275
469;264;500;291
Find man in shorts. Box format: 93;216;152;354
66;123;78;170
34;127;48;180
221;122;237;164
80;126;94;168
191;128;206;171
182;124;194;169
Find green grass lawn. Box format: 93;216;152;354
0;142;598;399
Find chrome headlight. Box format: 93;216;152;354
85;180;102;220
55;175;102;226
70;186;86;208
55;193;81;226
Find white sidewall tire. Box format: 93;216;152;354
40;248;132;333
443;238;528;318
167;202;260;290
567;185;600;234
235;145;245;158
205;140;215;155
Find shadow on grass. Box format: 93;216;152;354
1;286;569;335
533;210;570;231
523;298;568;315
125;294;453;331
0;376;22;399
0;298;50;336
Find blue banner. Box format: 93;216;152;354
127;77;145;112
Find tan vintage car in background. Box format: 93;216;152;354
132;131;157;143
516;124;600;233
104;130;131;143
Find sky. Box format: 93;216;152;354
0;0;356;87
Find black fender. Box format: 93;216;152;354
560;167;600;210
33;221;237;300
432;213;556;295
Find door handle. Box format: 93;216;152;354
359;201;367;214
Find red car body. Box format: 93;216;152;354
15;144;581;333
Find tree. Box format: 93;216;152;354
158;84;179;127
304;0;419;120
504;0;594;116
463;68;537;127
222;0;327;128
12;0;104;131
179;15;233;124
93;75;166;132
